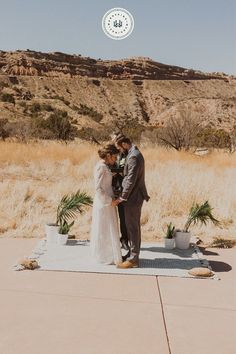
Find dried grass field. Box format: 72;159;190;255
0;140;235;243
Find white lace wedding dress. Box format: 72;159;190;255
90;161;122;264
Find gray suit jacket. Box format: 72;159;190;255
121;146;150;204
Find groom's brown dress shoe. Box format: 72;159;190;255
116;260;139;269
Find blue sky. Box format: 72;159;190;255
0;0;235;74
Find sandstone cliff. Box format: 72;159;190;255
0;50;231;80
0;50;235;140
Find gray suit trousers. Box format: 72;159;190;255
124;199;143;262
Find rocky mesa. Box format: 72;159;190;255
0;50;231;80
0;50;235;144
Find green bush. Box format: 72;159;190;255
51;95;70;106
110;114;145;143
76;127;104;144
30;102;41;113
195;127;231;149
0;118;10;140
0;82;9;89
75;104;103;123
28;102;54;116
41;104;54;112
1;93;15;104
18;101;27;108
32;109;78;140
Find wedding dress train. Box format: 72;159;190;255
90;161;122;264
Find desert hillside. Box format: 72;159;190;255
0;50;235;143
0;51;235;241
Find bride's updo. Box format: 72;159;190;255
98;143;119;159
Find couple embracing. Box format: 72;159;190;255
90;135;150;269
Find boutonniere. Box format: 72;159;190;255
119;157;126;167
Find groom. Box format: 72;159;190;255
110;132;129;251
114;136;150;268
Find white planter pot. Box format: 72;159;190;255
57;233;68;245
164;238;175;249
175;231;191;249
45;224;59;245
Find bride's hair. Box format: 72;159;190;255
98;143;119;159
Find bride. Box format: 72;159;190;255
90;143;122;265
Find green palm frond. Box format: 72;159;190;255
184;200;220;232
59;220;75;235
56;190;93;225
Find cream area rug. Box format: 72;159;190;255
15;239;218;279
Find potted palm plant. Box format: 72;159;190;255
175;201;219;249
57;220;74;245
56;190;93;245
45;190;93;245
164;222;175;249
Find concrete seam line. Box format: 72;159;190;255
0;288;159;305
156;276;172;354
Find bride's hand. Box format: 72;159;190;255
111;199;118;207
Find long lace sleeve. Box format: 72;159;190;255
94;164;112;206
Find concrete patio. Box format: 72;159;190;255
0;238;235;354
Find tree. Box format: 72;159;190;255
32;110;78;141
111;113;145;143
0;119;10;140
157;107;202;151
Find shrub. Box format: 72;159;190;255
133;80;143;86
0;118;10;140
7;121;32;142
28;102;54;116
229;126;236;153
0;82;9;89
18;101;28;113
123;123;144;143
91;79;101;87
1;93;15;104
51;95;70;106
195;127;231;149
9;76;19;85
41;103;54;112
21;91;33;100
111;114;145;143
32;109;78;140
19;101;27;108
157;107;201;151
76;127;106;144
75;104;103;123
30;102;42;113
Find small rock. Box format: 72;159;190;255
19;259;39;270
188;267;213;277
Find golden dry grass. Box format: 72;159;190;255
0;140;235;242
